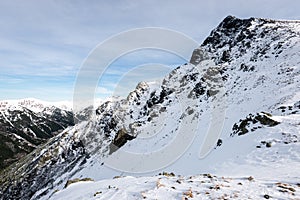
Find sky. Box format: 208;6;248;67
0;0;299;102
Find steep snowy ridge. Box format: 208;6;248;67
1;16;300;200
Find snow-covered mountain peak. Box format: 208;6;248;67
201;15;300;65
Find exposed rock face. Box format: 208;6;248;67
109;128;136;153
231;112;280;136
190;47;210;65
200;15;300;65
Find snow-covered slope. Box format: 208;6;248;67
1;16;300;200
51;173;299;200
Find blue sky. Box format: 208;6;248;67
0;0;299;101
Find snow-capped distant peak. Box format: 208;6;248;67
0;98;72;113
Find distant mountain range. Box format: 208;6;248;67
0;98;74;169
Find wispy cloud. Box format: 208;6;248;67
96;86;113;95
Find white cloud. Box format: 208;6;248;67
96;86;113;95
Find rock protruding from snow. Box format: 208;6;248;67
190;47;210;65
